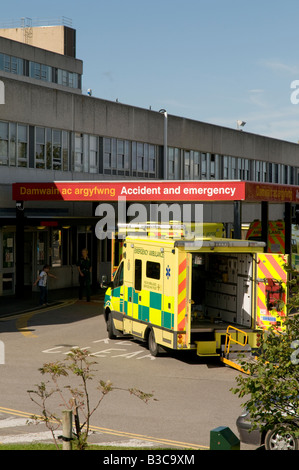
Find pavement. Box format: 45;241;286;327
0;286;105;317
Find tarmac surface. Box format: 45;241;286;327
0;286;105;318
0;286;260;451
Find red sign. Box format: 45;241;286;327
12;181;299;203
245;182;299;203
12;181;246;202
40;221;58;227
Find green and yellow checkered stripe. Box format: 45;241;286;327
124;286;174;329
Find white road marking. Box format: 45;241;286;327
42;338;156;360
0;418;35;428
94;438;154;447
0;431;59;444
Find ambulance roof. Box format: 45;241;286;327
174;238;266;251
125;234;265;252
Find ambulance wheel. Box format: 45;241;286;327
148;329;160;357
107;312;116;339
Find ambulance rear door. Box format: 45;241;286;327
255;253;288;331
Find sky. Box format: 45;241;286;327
2;0;299;143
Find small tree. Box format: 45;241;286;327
231;313;299;438
28;348;155;450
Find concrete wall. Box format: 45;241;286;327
0;35;82;73
2;75;299;168
0;26;76;58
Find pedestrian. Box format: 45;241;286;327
76;248;92;302
33;264;57;306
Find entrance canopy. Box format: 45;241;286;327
12;180;299;203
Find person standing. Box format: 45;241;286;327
77;248;92;302
33;264;57;306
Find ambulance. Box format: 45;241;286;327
103;223;289;371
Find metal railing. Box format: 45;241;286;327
223;325;248;357
0;17;72;29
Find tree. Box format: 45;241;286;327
28;348;155;450
231;313;299;439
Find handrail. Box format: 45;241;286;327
224;325;248;357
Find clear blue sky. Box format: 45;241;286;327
2;0;299;143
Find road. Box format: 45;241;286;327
0;298;255;450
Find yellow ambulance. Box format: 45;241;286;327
103;223;289;371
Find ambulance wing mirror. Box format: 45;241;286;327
100;275;114;289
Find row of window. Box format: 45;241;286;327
0;121;159;178
168;147;299;185
0;52;81;89
103;138;157;176
1;119;299;185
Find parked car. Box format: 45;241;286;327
237;410;299;450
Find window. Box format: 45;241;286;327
30;62;41;80
53;130;62;170
35;127;46;169
255;161;267;182
236;158;242;179
51;229;62;267
9;123;16;166
231;157;236;179
11;56;23;75
132;141;137;171
37;231;47;266
146;261;160;280
0;54;11;73
117;139;125;169
194;151;200;178
113;262;124;288
104;138;154;177
168;147;181;179
74;133;83;171
62;131;69;171
17;124;28;167
201;153;207;179
149;145;156;173
90;135;98;173
201;153;209;180
168;148;175;179
184;151;190;178
0;121;8;165
3;232;14;268
243;159;250;180
137;142;144;171
135;259;142;291
223;156;229;179
104;137;112;171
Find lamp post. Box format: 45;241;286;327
159;109;168;179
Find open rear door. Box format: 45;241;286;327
255;253;288;331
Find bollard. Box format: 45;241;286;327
210;426;240;450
